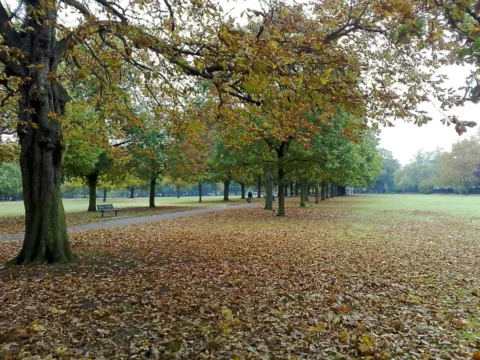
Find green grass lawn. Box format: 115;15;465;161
0;195;258;217
313;194;480;217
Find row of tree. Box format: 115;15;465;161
0;108;384;210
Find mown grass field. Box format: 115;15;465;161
0;196;253;217
1;195;479;359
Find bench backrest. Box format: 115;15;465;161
97;204;114;211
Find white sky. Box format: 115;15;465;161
379;65;479;165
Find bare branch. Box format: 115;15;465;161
163;0;175;31
93;0;128;23
63;0;91;17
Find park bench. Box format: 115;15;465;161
96;204;119;217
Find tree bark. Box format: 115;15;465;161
300;179;307;207
87;173;98;212
176;186;180;198
129;187;135;198
305;183;310;201
315;183;319;204
264;171;273;211
290;182;294;196
198;182;202;203
240;182;246;199
276;143;288;216
149;178;156;208
223;180;230;201
103;188;107;202
295;182;299;196
9;4;74;265
321;181;326;201
257;175;262;198
277;168;286;216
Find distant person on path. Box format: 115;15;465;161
247;191;253;203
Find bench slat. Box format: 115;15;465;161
97;204;114;210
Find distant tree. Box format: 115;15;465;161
394;150;443;193
440;138;480;194
0;163;22;200
0;139;19;164
475;163;480;186
126;126;169;208
369;149;401;193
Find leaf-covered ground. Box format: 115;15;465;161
1;195;480;359
0;206;196;236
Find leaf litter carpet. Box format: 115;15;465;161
1;199;480;359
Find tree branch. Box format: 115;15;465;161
163;0;175;31
63;0;91;17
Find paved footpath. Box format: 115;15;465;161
0;202;258;242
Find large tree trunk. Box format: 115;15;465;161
129;187;135;198
10;5;74;265
176;186;180;198
314;183;319;204
290;182;294;197
321;181;326;201
198;182;202;203
240;182;246;199
103;188;107;202
295;182;299;196
257;175;262;198
223;180;230;201
149;178;156;208
264;171;273;211
87;172;98;212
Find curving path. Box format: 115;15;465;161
0;202;259;242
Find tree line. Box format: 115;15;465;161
369;132;480;194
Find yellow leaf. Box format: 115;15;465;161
339;329;349;343
308;322;325;332
56;347;68;355
360;335;371;346
28;320;45;333
221;308;233;321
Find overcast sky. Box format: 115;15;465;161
378;65;479;165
